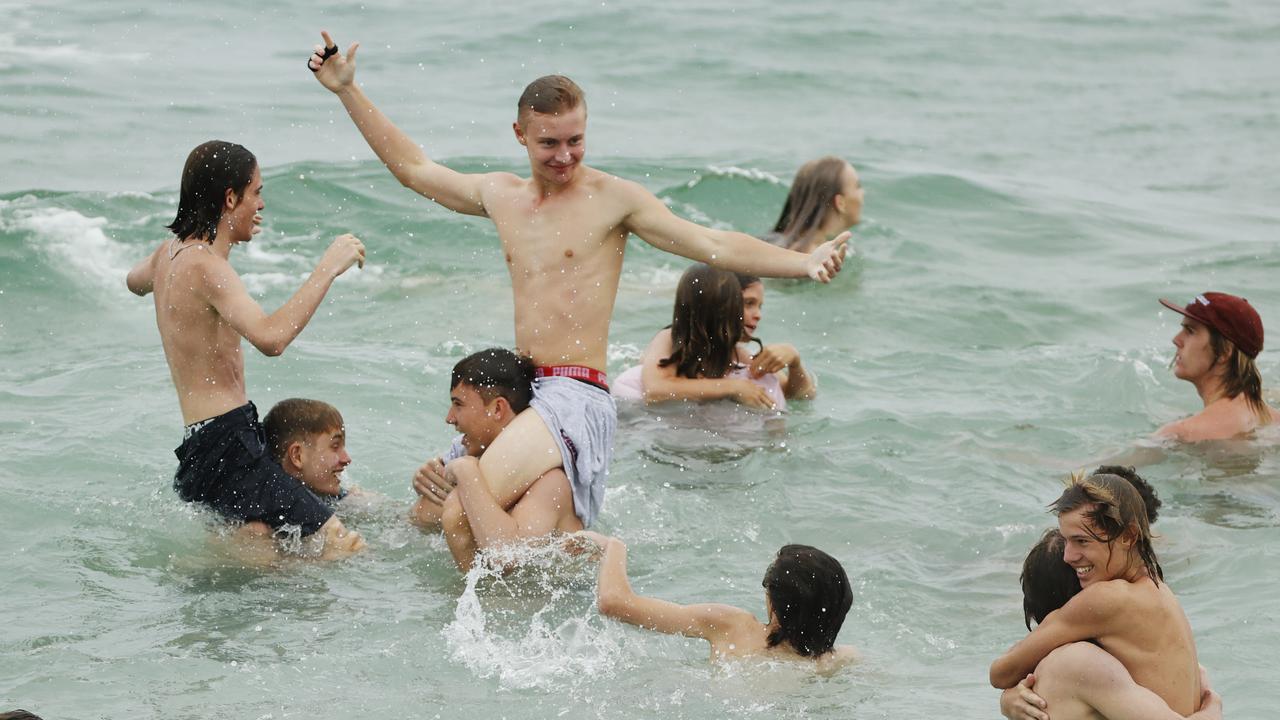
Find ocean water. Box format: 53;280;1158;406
3;1;1280;718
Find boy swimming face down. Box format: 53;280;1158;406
582;534;858;668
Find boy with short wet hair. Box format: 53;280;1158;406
411;348;582;569
263;398;353;503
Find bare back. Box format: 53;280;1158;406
481;166;632;371
1094;579;1200;714
1159;394;1280;442
148;240;249;424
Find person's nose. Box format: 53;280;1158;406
338;449;351;467
446;408;458;426
1063;543;1081;564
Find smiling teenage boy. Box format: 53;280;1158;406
308;33;850;570
410;349;581;566
263;398;356;504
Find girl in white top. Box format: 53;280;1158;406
612;264;815;410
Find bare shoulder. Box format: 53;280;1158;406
1064;578;1133;616
1155;416;1191;439
586;170;655;204
692;603;759;636
815;644;862;673
481;171;524;189
1038;641;1117;676
649;327;673;348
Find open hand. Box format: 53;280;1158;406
308;30;359;93
805;230;849;283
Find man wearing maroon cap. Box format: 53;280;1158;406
1156;292;1277;442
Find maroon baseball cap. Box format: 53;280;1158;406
1159;292;1264;358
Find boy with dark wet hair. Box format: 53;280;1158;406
579;533;857;668
126;140;367;559
411;349;582;568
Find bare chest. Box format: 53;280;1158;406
487;193;627;278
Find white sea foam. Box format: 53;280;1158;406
2;205;133;289
700;165;785;185
608;342;643;366
240;272;303;295
242;242;295;265
0;30;147;68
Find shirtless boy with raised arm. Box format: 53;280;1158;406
126;140;366;559
308;33;849;570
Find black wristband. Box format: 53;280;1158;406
309;45;338;72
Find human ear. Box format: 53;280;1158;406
287;442;303;470
225;186;241;210
513;121;527;146
492;396;512;421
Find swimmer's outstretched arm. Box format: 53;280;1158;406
582;532;751;640
307;31;491;217
990;581;1125;688
620;183;850;283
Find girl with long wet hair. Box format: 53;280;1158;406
611;264;816;409
768;156;864;253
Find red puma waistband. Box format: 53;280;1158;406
535;365;610;392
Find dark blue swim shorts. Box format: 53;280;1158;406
173;402;333;536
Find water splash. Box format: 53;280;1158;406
442;541;627;691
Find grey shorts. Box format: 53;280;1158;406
529;376;617;528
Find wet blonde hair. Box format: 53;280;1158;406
1208;330;1270;424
